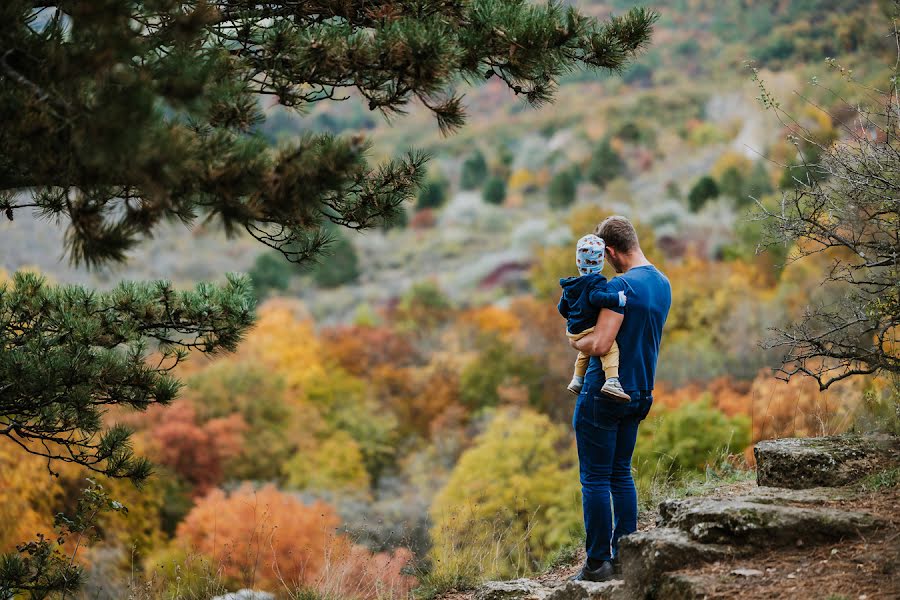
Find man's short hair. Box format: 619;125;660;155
595;216;639;253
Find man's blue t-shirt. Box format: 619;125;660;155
584;264;671;395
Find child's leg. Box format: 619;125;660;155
566;327;594;379
600;340;620;380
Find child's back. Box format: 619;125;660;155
558;272;621;334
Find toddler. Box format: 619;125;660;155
558;234;630;401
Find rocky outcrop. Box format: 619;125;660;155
754;434;900;489
471;435;898;600
474;579;623;600
211;590;274;600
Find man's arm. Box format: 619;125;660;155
570;308;624;356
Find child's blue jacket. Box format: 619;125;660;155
558;273;624;335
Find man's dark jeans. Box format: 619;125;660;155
573;382;653;562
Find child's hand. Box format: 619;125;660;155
618;291;627;307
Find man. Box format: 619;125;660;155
568;215;671;582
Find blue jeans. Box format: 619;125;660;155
573;382;653;562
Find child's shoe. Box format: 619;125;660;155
567;376;584;395
601;377;630;402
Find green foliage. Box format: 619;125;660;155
687;175;719;211
460;150;489;190
745;161;774;201
482;176;508;205
634;398;750;479
586;138;626;188
718;166;745;201
430;408;581;580
459;337;543;410
548;170;577;209
417;174;450;210
311;229;361;288
248;251;297;299
381;202;409;230
0;479;126;599
0;1;656;266
0;271;255;483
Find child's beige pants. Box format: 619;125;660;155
566;327;620;379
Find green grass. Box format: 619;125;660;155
413;570;480;600
858;466;900;491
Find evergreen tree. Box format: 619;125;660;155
483;176;508;205
746;161;774;200
718;166;745;201
460;149;489;189
548;169;577;209
587;138;627;188
687;175;719;211
417;175;450;210
248;251;295;300
311;229;361;288
1;1;657;264
0;0;656;492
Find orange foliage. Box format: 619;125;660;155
322;324;416;377
459;305;522;340
143;400;246;496
176;484;416;598
0;437;60;551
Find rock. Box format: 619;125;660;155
211;590;274;600
754;434;900;489
618;527;741;598
475;579;551;600
544;580;625;600
731;568;764;577
654;573;718;600
658;497;885;547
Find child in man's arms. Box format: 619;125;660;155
558;234;630;401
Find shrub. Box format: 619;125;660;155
547;170;577;209
313;229;360;288
586;138;626;188
687;175;719;211
417;175;449;209
718;166;745;200
482;176;507;205
248;251;294;299
460;150;489;189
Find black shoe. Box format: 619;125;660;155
570;560;615;582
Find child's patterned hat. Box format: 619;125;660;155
576;234;605;275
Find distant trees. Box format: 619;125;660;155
755;61;900;389
687;175;719;211
548;170;578;209
430;408;581;580
248;251;294;299
460;150;489;189
417;174;450;210
587;139;627;188
311;228;361;288
483;176;508;205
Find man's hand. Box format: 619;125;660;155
570;309;624;356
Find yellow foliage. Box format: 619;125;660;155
0;438;60;551
429;408;581;580
507;168;538;192
240;302;327;392
284;430;371;496
710;151;752;180
460;306;522;340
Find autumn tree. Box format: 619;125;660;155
0;0;656;481
752;46;899;390
430;408;581;580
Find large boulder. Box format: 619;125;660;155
618;527;742;598
658;497;885;546
754;434;900;489
475;579;551;600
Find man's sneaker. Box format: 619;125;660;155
600;377;630;402
567;378;583;395
569;560;615;582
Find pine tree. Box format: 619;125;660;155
548;169;577;209
687;175;719;212
483;176;508;205
1;1;657;264
417;175;450;210
587;138;627;188
460;149;489;189
0;0;656;488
